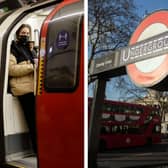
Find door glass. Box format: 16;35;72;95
44;13;83;92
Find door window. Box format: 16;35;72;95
44;13;83;92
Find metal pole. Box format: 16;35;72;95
88;78;107;168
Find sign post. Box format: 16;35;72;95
90;30;168;77
88;78;106;168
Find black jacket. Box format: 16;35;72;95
11;40;34;64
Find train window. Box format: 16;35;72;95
44;12;83;92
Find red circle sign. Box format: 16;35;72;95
127;10;168;87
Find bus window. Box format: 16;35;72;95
123;125;128;133
152;109;160;116
124;107;132;113
118;106;124;113
129;115;140;121
101;126;110;134
144;115;153;124
44;13;83;91
135;107;143;114
111;125;118;133
106;105;111;112
127;126;141;134
112;106;119;113
153;124;161;133
102;113;111;120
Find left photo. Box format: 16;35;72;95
0;0;84;168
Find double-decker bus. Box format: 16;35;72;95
89;98;161;151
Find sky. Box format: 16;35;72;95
134;0;168;17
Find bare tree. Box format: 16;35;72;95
88;0;142;101
114;76;148;101
149;91;168;122
88;0;140;71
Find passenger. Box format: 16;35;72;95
8;24;37;154
28;40;38;59
28;40;38;67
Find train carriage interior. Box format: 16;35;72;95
3;5;55;167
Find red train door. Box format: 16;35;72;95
36;1;84;168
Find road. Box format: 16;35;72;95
97;139;168;168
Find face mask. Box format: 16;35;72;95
18;35;29;44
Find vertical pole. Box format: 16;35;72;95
88;78;106;168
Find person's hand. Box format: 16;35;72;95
34;58;38;67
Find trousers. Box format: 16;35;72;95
18;92;37;153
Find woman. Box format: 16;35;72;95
9;24;37;153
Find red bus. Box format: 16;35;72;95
89;98;161;151
0;1;84;168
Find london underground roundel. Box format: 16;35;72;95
127;10;168;89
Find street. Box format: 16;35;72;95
97;139;168;168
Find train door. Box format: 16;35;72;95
36;0;84;168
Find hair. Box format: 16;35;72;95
16;24;32;39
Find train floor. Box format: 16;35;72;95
4;156;37;168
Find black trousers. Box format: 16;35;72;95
18;92;37;153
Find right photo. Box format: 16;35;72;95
88;0;168;168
